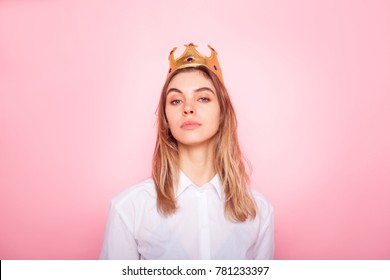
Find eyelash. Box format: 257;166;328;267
170;97;210;105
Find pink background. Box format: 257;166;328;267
1;0;389;259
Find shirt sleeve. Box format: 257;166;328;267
99;200;140;260
253;199;275;259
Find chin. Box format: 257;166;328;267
176;136;217;148
177;139;206;147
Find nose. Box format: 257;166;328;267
183;103;195;116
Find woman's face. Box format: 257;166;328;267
165;70;221;148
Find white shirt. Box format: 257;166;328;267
99;171;274;260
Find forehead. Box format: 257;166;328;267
167;70;215;91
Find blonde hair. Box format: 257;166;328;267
152;66;256;222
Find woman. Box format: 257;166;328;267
100;43;274;259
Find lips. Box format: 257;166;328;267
180;120;201;130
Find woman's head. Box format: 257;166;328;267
164;68;220;148
157;65;238;153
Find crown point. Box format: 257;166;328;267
185;43;198;48
208;45;218;55
169;47;177;56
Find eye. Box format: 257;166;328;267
198;97;210;102
170;99;183;105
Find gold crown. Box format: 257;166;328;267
167;43;224;84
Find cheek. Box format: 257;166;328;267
164;106;171;126
211;107;221;126
165;107;178;126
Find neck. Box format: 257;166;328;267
178;142;216;187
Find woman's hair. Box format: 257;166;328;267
152;65;256;222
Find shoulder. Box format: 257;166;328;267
250;189;274;221
110;177;156;210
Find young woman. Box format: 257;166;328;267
100;43;274;259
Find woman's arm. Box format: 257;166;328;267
99;201;140;260
253;199;275;259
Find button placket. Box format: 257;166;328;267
198;190;211;259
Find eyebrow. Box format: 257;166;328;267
166;87;215;95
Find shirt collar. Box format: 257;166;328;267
176;170;223;199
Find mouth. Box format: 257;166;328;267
180;121;201;130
